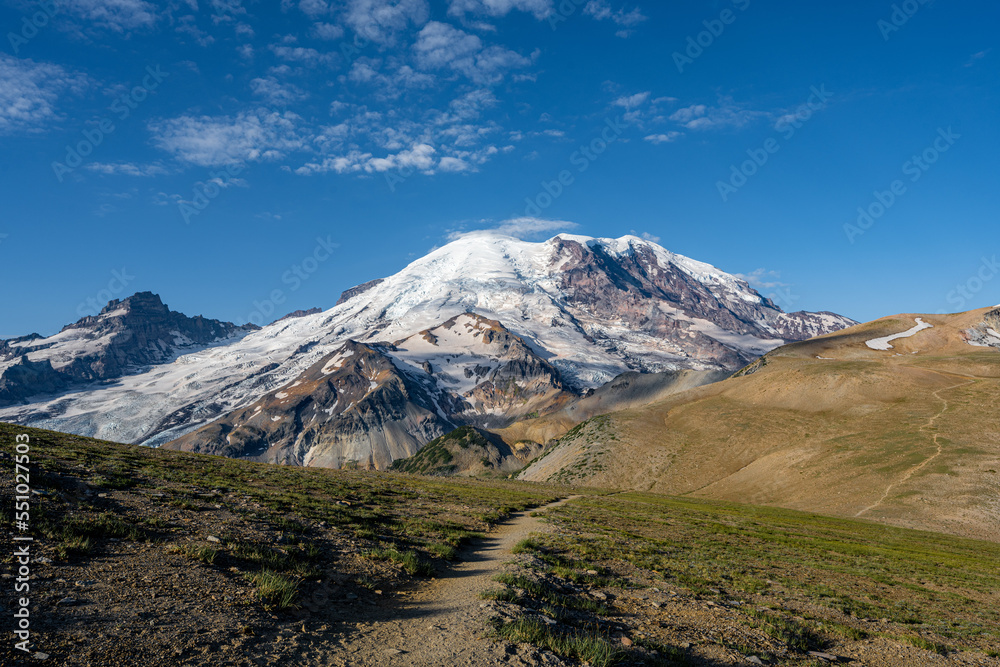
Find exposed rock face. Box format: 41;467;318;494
335;279;384;306
167;314;572;469
963;308;1000;349
0;357;73;406
544;237;855;374
274;307;323;323
0;292;255;407
168;340;452;469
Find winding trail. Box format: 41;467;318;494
306;496;580;666
855;372;977;518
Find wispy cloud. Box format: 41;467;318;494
344;0;430;45
643;132;682;145
0;55;88;135
447;0;553;20
250;76;308;105
669;99;766;131
447;216;577;241
964;49;991;67
583;0;647;36
613;91;650;109
735;268;789;291
413;21;531;85
86;162;170;177
149;109;307;167
63;0;158;32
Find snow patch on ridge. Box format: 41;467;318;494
866;318;934;350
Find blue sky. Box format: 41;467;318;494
0;0;997;337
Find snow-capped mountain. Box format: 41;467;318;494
0;233;855;465
0;292;255;408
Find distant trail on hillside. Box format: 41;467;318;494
855;370;979;518
296;496;581;666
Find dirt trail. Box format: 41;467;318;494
298;496;580;666
856;372;977;518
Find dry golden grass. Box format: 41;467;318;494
519;309;1000;541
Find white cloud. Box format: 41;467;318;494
447;0;552;19
643;132;681;145
347;57;435;91
413;21;529;84
299;0;331;17
0;55;88;135
613;91;650;109
149;109;307;167
634;231;661;243
269;44;338;67
86;162;169;176
438;156;470;172
175;15;215;46
63;0;157;31
296;142;436;175
210;0;247;19
448;217;577;241
583;0;646;35
735;269;789;291
669;100;765;130
250;77;308;105
345;0;429;45
312;22;345;40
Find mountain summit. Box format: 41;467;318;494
323;233;855;385
1;233;855;466
0;292;254;408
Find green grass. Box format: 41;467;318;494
247;570;300;609
492;572;610;615
480;588;519;602
527;493;1000;655
489;617;624;667
171;544;219;565
362;546;434;576
743;608;822;651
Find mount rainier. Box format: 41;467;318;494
0;233;855;468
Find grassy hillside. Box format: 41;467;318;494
389;426;542;477
518;309;1000;541
0;423;562;666
489;493;1000;665
3;421;998;665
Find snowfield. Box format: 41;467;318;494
866;318;934;350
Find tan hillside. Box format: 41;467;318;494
519;307;1000;541
495;369;727;447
